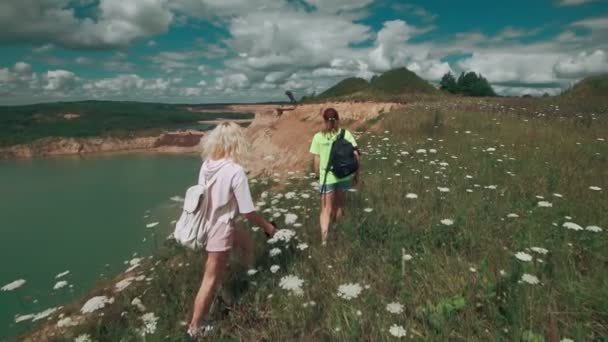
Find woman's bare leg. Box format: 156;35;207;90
320;191;335;244
189;251;229;330
335;190;347;221
232;223;254;268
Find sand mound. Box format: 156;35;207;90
238;102;403;175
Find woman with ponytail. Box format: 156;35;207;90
309;108;360;245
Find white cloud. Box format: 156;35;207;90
0;0;173;48
304;0;373;14
558;0;599;6
215;73;249;90
44;70;77;92
554;50;608;78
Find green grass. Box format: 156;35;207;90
0;101;254;147
315;77;370;100
307;67;439;103
24;99;608;341
562;73;608;99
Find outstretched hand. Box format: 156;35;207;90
265;221;277;238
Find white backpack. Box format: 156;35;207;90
173;169;223;250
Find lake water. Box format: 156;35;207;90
0;153;201;339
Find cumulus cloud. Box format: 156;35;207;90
44;70;77;91
215;73;249;91
554;50;608;78
0;0;173;48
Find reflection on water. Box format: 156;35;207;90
0;153;200;338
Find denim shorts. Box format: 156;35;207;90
319;179;352;194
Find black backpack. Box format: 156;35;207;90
322;129;359;188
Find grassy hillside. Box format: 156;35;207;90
19;99;607;341
562;74;608;99
316;77;369;99
369;67;438;95
0;101;253;147
308;68;439;102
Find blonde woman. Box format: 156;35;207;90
309;108;360;245
187;121;276;338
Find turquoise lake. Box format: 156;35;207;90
0;153;201;339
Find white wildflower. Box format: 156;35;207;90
416;149;427;154
337;283;363;300
507;213;519;218
74;334;95;342
386;302;404;314
146;222;159;228
514;252;533;262
585;225;603;232
440;219;454;226
270;265;280;273
268;229;296;244
284;213;298;225
285;192;296;199
589;186;602;191
269;248;282;257
279;275;304;296
405;193;418;199
363;208;373;213
537;201;552;208
389;324;407;338
247;269;258;276
530;247;549;255
437;187;450;192
138;312;158;336
521;273;540;285
1;279;26;291
296;243;309;251
402;254;413;261
563;222;583;231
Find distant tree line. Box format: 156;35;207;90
440;71;496;97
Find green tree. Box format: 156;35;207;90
439;72;457;93
454;71;496;97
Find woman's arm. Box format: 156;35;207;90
242;211;276;237
313;155;320;177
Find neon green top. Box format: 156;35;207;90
309;129;358;185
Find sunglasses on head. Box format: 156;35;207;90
325;117;338;121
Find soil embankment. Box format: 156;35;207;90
0;102;402;162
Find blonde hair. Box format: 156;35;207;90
200;121;248;162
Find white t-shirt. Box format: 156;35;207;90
198;159;256;225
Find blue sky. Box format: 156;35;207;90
0;0;607;105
